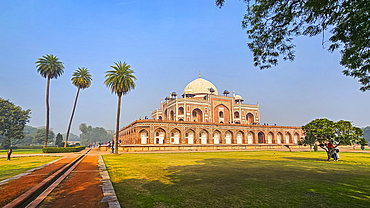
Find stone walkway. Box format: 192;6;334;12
0;148;120;208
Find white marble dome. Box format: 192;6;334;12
235;94;243;100
183;78;218;96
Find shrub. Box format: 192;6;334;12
42;146;85;153
314;143;318;152
361;145;365;150
10;146;44;149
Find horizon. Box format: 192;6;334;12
1;0;369;136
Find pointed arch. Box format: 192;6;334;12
212;130;221;144
185;129;195;144
199;129;209;144
276;132;283;144
285;132;292;144
224;130;233;144
267;132;274;144
139;129;149;144
236;131;244;144
154;128;166;144
247;131;255;144
258;131;265;144
170;128;181;144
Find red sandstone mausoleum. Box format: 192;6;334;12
111;74;304;152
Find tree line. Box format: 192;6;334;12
1;52;136;151
34;54;136;152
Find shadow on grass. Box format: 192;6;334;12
283;157;328;162
111;158;370;208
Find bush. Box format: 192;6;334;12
314;143;318;152
361;145;365;150
10;146;44;149
42;146;86;153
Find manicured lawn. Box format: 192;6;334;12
0;149;43;154
0;156;61;181
103;151;370;208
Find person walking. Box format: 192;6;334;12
334;146;340;161
7;149;12;161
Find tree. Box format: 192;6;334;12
104;61;137;154
363;126;370;146
298;132;316;151
55;133;63;147
36;54;64;147
216;0;370;91
79;123;88;134
65;67;92;147
301;118;367;160
0;98;31;149
33;128;55;145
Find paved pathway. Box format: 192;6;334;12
0;149;120;208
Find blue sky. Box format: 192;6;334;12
0;0;369;135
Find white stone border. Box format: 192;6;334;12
98;155;121;208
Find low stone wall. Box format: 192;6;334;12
100;144;310;152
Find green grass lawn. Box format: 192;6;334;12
0;149;43;154
0;156;61;181
103;151;370;208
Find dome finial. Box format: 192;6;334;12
199;71;201;78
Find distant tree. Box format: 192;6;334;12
65;67;92;147
55;133;63;147
36;54;64;147
33;128;55;145
298;132;316;151
216;0;370;91
301;118;367;160
79;123;88;134
363;126;370;146
0;98;31;149
104;61;137;154
62;132;80;141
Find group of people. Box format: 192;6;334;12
106;139;122;153
328;142;340;161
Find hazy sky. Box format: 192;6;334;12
1;0;369;135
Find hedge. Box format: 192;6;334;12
10;146;44;149
42;146;86;153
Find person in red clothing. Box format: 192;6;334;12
327;142;335;161
7;149;12;161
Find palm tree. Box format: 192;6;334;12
65;67;92;147
36;54;64;148
104;61;136;154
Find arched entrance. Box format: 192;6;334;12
199;130;208;144
185;130;195;144
213;131;221;144
225;131;232;144
285;132;292;144
247;131;254;144
170;110;175;121
140;130;148;144
294;133;299;144
170;129;180;144
246;113;254;124
277;132;282;144
258;132;265;144
154;128;165;144
192;108;203;122
236;132;243;144
267;132;273;144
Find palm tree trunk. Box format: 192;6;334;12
44;77;50;148
65;87;80;147
115;94;122;154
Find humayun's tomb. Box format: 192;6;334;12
107;73;305;152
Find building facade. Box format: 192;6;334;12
117;74;303;149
